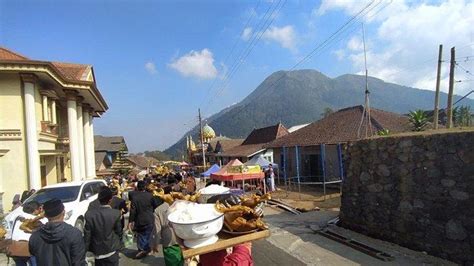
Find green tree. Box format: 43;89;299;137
408;110;429;131
455;105;472;127
321;107;334;118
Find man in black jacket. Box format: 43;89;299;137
110;186;128;238
29;198;86;266
84;187;122;266
128;180;157;259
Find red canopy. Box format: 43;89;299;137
211;159;264;181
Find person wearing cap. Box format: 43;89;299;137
84;187;122;266
128;180;158;259
28;198;86;266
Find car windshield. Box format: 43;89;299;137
24;186;81;204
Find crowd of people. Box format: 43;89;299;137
8;171;255;266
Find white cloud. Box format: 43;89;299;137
329;0;474;96
333;49;346;61
347;36;364;51
262;25;297;51
144;61;157;74
241;27;253;41
168;49;218;80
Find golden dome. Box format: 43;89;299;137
202;124;216;139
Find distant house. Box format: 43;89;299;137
94;135;130;176
266;105;410;183
126;155;160;174
186;124;243;167
216;123;289;165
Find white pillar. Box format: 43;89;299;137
67;93;81;181
51;100;57;124
76;102;86;180
42;95;48;121
88;115;96;178
22;76;41;189
83;110;95;179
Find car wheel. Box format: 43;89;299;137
75;218;85;234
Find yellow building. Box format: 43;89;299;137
0;47;108;212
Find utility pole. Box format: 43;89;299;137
433;44;443;129
198;108;206;171
446;47;455;128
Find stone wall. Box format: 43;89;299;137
340;130;474;265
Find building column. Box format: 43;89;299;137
42;95;49;121
21;74;41;189
83;106;95;179
88;114;96;178
51;100;57;124
66;91;81;181
76;99;86;180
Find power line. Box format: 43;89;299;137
197;0;262;109
456;62;473;76
227;0;385;120
203;0;286;115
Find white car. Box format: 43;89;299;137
4;179;106;239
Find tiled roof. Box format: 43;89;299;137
218;144;265;158
213;139;244;153
94;135;128;152
0;47;29;60
127;156;160;168
95;151;112;170
241;123;289;145
266;105;410;147
51;62;90;82
0;47;91;83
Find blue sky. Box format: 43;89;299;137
1;0;472;152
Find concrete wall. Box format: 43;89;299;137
340;130;474;265
0;73;29;211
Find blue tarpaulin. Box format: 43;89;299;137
201;164;221;177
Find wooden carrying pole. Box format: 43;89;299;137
446;47;455;128
433;44;443;129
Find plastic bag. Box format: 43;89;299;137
123;229;134;248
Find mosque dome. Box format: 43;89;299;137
202;124;216;139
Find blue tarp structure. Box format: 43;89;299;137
201;164;221;177
244;155;278;169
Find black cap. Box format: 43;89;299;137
43;198;64;218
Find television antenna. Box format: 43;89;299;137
357;23;373;138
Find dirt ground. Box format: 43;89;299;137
271;183;341;211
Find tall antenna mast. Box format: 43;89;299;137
357;23;373;138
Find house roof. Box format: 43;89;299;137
0;47;108;111
266;105;410;147
218;144;265;158
0;47;92;83
127;156;160;169
213;139;244;153
94;135;128;152
95;151;112;170
242;123;289;145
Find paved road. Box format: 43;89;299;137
117;239;306;266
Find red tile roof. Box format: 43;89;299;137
51;62;90;82
242;123;289;145
0;47;91;83
0;47;29;60
266;105;410;147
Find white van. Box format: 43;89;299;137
4;179;106;239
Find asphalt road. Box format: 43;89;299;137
117;239;306;266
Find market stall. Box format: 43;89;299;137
211;159;265;192
201;164;220;178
